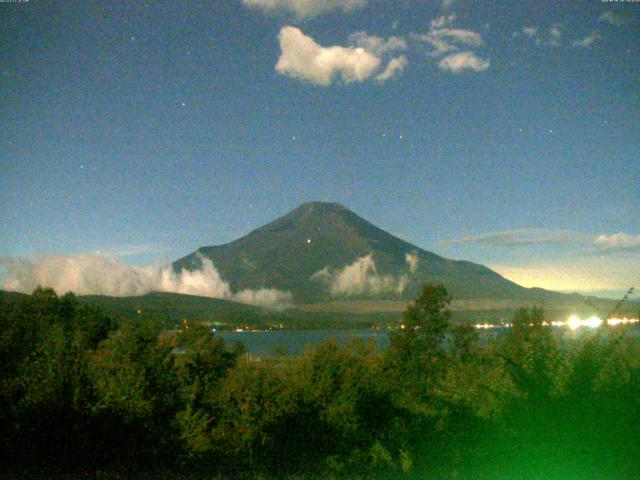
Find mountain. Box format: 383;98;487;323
0;290;29;304
0;289;404;330
172;201;564;304
77;292;272;326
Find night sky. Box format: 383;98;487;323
1;0;638;298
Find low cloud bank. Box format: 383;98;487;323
592;233;640;254
0;254;292;310
439;229;640;256
439;229;588;248
311;253;418;297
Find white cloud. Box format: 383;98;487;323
376;55;408;81
413;14;488;73
550;23;562;41
442;0;457;9
0;253;292;309
599;11;628;26
405;252;419;273
234;288;293;309
440;229;640;256
436;28;484;47
592;233;640;254
347;31;407;56
439;229;589;247
572;31;601;48
396;274;409;295
414;26;484;58
519;24;562;46
276;26;382;86
242;0;367;19
412;32;457;57
311;254;408;296
438;51;489;73
430;14;456;30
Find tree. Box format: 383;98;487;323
172;322;241;461
381;283;455;468
387;282;452;371
498;307;562;404
89;319;181;466
1;288;115;471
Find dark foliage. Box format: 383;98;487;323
1;285;639;479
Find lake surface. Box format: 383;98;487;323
217;324;638;358
218;329;390;357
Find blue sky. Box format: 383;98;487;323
1;0;638;298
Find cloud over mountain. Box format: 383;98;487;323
311;254;408;296
405;252;419;273
0;254;292;309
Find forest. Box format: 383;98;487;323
1;285;639;479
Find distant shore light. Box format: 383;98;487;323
567;314;602;330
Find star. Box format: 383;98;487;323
181;102;186;107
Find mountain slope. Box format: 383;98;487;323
172;202;561;303
77;292;272;325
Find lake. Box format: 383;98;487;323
218;329;390;357
217;323;638;358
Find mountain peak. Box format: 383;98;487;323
173;202;530;302
259;201;365;236
296;201;346;210
289;201;349;217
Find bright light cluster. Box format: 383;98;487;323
472;315;639;330
607;317;640;326
565;314;639;330
566;314;602;330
